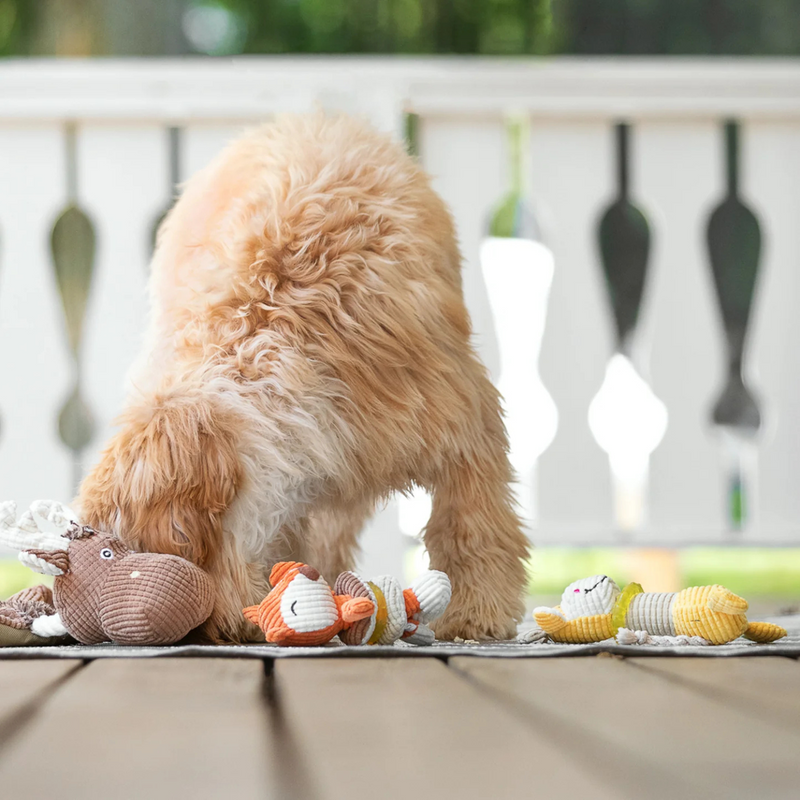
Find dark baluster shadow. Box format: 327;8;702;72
592;122;666;532
51;124;96;491
598;124;650;359
706;120;763;529
151;126;182;256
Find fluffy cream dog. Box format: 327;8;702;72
78;114;529;643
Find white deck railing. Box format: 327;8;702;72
1;58;799;574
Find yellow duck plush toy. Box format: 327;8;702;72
533;575;786;646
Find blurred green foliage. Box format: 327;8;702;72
528;547;800;599
4;1;800;57
217;0;552;55
0;560;53;600
0;0;35;56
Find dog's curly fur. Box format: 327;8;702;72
78;113;529;643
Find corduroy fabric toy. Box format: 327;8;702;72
243;561;452;646
533;575;787;646
0;499;214;646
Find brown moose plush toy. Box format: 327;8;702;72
0;499;214;646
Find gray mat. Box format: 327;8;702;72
0;615;797;660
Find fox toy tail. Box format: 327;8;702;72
242;605;261;626
743;621;787;643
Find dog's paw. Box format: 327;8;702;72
432;613;518;642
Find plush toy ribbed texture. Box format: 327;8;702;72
0;499;214;646
534;575;787;646
243;561;452;647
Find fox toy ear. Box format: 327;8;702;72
269;562;303;587
340;597;374;624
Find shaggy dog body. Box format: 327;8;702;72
79;114;528;642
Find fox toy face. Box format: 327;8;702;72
243;562;374;646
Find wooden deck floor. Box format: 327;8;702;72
0;654;798;800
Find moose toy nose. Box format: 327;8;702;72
98;553;214;645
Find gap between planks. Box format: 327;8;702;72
272;656;617;800
450;655;800;800
0;660;81;751
628;656;800;735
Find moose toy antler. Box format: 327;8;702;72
0;499;214;646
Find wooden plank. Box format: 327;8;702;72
273;657;615;800
632;657;800;734
0;658;277;800
0;661;78;749
452;656;800;800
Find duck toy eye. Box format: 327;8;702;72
100;548;114;560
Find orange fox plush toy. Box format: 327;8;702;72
243;562;451;647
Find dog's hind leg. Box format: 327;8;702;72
422;375;529;641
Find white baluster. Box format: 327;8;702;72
395;118;504;568
80;124;166;476
533;122;616;543
0;126;72;510
637;122;724;540
747;121;800;543
183;123;250;178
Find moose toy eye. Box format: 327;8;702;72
100;548;114;560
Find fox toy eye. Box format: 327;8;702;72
290;600;298;615
100;548;114;560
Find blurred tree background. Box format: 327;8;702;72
0;0;799;57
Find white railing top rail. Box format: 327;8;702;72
0;57;800;121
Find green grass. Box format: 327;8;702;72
527;547;800;599
5;546;799;603
680;548;800;598
0;559;53;600
404;544;800;601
